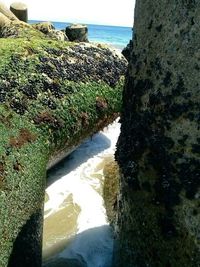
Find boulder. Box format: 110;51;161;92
0;1;18;20
47;29;68;41
0;22;127;267
121;39;133;62
10;2;28;22
32;21;55;34
115;0;200;266
65;24;88;42
32;23;68;41
0;19;34;38
0;12;11;31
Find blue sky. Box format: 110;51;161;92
4;0;135;26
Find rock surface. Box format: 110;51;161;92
0;1;18;20
10;2;28;22
115;0;200;266
47;29;68;41
0;12;11;30
0;21;127;267
65;24;88;42
32;22;68;41
32;21;55;34
122;40;133;62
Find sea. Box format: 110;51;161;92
29;20;133;50
29;20;131;267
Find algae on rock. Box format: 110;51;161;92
103;158;120;226
0;21;127;267
115;0;200;266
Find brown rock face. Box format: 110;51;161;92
115;1;200;266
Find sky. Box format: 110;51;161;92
3;0;135;27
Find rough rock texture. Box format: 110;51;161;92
0;18;37;38
10;2;28;22
32;21;55;34
0;12;11;29
47;29;68;41
122;40;133;62
0;22;127;267
32;22;68;41
65;24;88;42
103;158;120;226
115;1;200;266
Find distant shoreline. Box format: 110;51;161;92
29;20;132;50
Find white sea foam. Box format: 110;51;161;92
43;118;121;267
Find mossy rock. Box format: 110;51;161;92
103;157;120;225
0;25;127;267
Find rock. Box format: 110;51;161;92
0;12;11;32
0;1;18;20
47;29;68;41
115;1;200;266
122;40;133;62
0;29;127;267
65;24;88;42
32;21;55;34
32;23;68;41
10;2;28;22
0;19;33;38
103;158;120;225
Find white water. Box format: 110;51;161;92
42;119;121;267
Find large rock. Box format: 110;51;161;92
0;22;127;267
65;24;88;42
32;21;55;34
115;0;200;266
10;2;28;22
0;19;33;38
32;22;68;41
121;40;133;62
0;12;11;31
0;1;18;20
46;29;68;41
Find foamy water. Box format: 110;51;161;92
42;119;121;267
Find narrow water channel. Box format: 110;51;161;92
42;119;120;267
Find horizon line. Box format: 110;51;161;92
28;18;133;28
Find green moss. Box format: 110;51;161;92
0;32;126;266
103;158;120;225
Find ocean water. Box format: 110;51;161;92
43;120;121;267
29;20;133;50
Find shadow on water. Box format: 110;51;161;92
47;132;111;187
42;225;114;267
